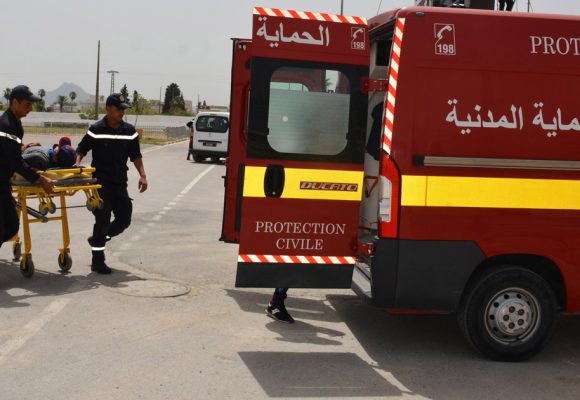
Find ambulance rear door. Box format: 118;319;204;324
236;7;370;288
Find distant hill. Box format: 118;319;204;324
44;83;91;105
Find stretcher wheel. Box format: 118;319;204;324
39;204;49;216
58;252;72;272
49;202;56;214
13;242;22;261
97;198;104;209
86;199;95;211
20;256;35;278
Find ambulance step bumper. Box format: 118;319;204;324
352;260;373;303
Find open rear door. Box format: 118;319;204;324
235;8;370;288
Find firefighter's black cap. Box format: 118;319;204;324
106;93;130;109
9;85;41;102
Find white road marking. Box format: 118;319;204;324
0;298;71;367
180;165;215;195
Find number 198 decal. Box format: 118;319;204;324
434;23;456;55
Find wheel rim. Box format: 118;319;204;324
485;287;541;344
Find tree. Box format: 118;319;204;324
57;95;67;112
35;89;46;111
162;83;185;114
132;90;142;113
3;88;11;105
69;91;77;104
120;84;130;105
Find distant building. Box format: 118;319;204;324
148;99;164;113
184;100;193;113
77;95;106;111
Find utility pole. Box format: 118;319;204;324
159;86;162;114
95;40;100;119
107;70;119;94
340;0;343;15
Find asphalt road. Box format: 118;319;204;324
1;135;580;400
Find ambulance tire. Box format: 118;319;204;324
193;154;204;163
458;265;557;362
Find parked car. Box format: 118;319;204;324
190;111;229;162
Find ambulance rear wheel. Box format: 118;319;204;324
20;256;35;278
193;154;204;163
458;265;557;361
58;252;72;272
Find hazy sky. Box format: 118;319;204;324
1;0;579;106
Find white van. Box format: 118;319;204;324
190;111;229;162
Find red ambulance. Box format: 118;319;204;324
221;6;580;361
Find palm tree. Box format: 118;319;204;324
3;88;11;105
57;95;67;112
69;91;77;104
36;89;47;112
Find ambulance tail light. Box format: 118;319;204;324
378;156;400;238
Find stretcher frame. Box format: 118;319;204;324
10;167;102;277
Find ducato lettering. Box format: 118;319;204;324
300;181;358;192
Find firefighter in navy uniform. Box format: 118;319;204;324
75;93;148;274
0;85;54;247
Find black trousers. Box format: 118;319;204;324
499;0;515;11
187;139;194;160
0;188;19;247
91;183;132;249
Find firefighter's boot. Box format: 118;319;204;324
91;250;112;274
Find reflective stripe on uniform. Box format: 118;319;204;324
86;130;139;140
0;131;22;144
91;246;106;251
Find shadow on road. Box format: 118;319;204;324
228;289;580;399
238;351;401;398
0;258;149;309
225;289;344;323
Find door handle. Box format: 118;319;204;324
264;164;285;198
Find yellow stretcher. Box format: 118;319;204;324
10;167;102;277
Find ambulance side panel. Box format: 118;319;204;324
372;9;580;311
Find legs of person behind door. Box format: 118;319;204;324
0;190;19;248
90;184;132;274
267;288;294;323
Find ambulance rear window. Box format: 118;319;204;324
247;58;367;163
267;67;350;156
